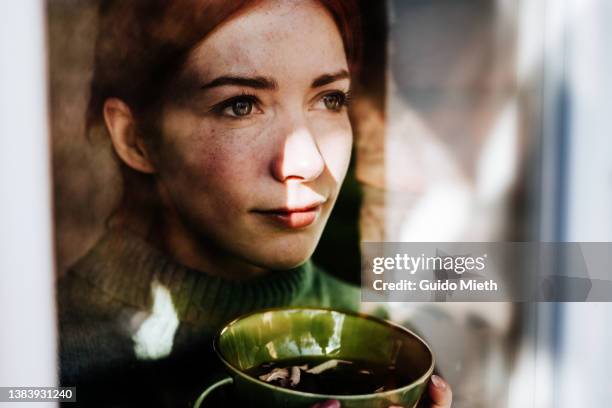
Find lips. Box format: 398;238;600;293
255;203;323;229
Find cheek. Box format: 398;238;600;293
158;119;270;204
314;119;353;183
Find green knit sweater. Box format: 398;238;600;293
58;230;361;407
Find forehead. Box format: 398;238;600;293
181;0;348;83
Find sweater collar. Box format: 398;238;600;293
72;229;315;326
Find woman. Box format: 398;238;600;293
58;1;452;407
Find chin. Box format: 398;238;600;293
263;251;313;270
249;243;316;271
240;228;325;270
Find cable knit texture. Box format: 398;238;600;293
58;229;360;407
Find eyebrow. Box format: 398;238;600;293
311;70;350;88
200;69;350;91
201;75;278;90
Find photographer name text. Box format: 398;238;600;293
372;279;498;292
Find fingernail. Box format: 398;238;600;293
431;375;446;389
317;400;340;408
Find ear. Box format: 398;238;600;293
103;98;156;174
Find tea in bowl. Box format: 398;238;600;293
195;308;434;408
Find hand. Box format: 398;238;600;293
310;374;452;408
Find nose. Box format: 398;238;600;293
270;119;325;183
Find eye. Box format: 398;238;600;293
318;91;350;112
212;95;260;118
229;99;253;116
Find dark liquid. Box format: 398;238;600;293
245;357;413;395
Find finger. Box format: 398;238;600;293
311;399;341;408
428;375;452;408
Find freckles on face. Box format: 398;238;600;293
157;106;270;212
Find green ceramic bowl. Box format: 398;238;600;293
195;308;434;408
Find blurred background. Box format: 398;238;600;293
1;0;611;407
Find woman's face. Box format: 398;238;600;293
150;0;352;273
